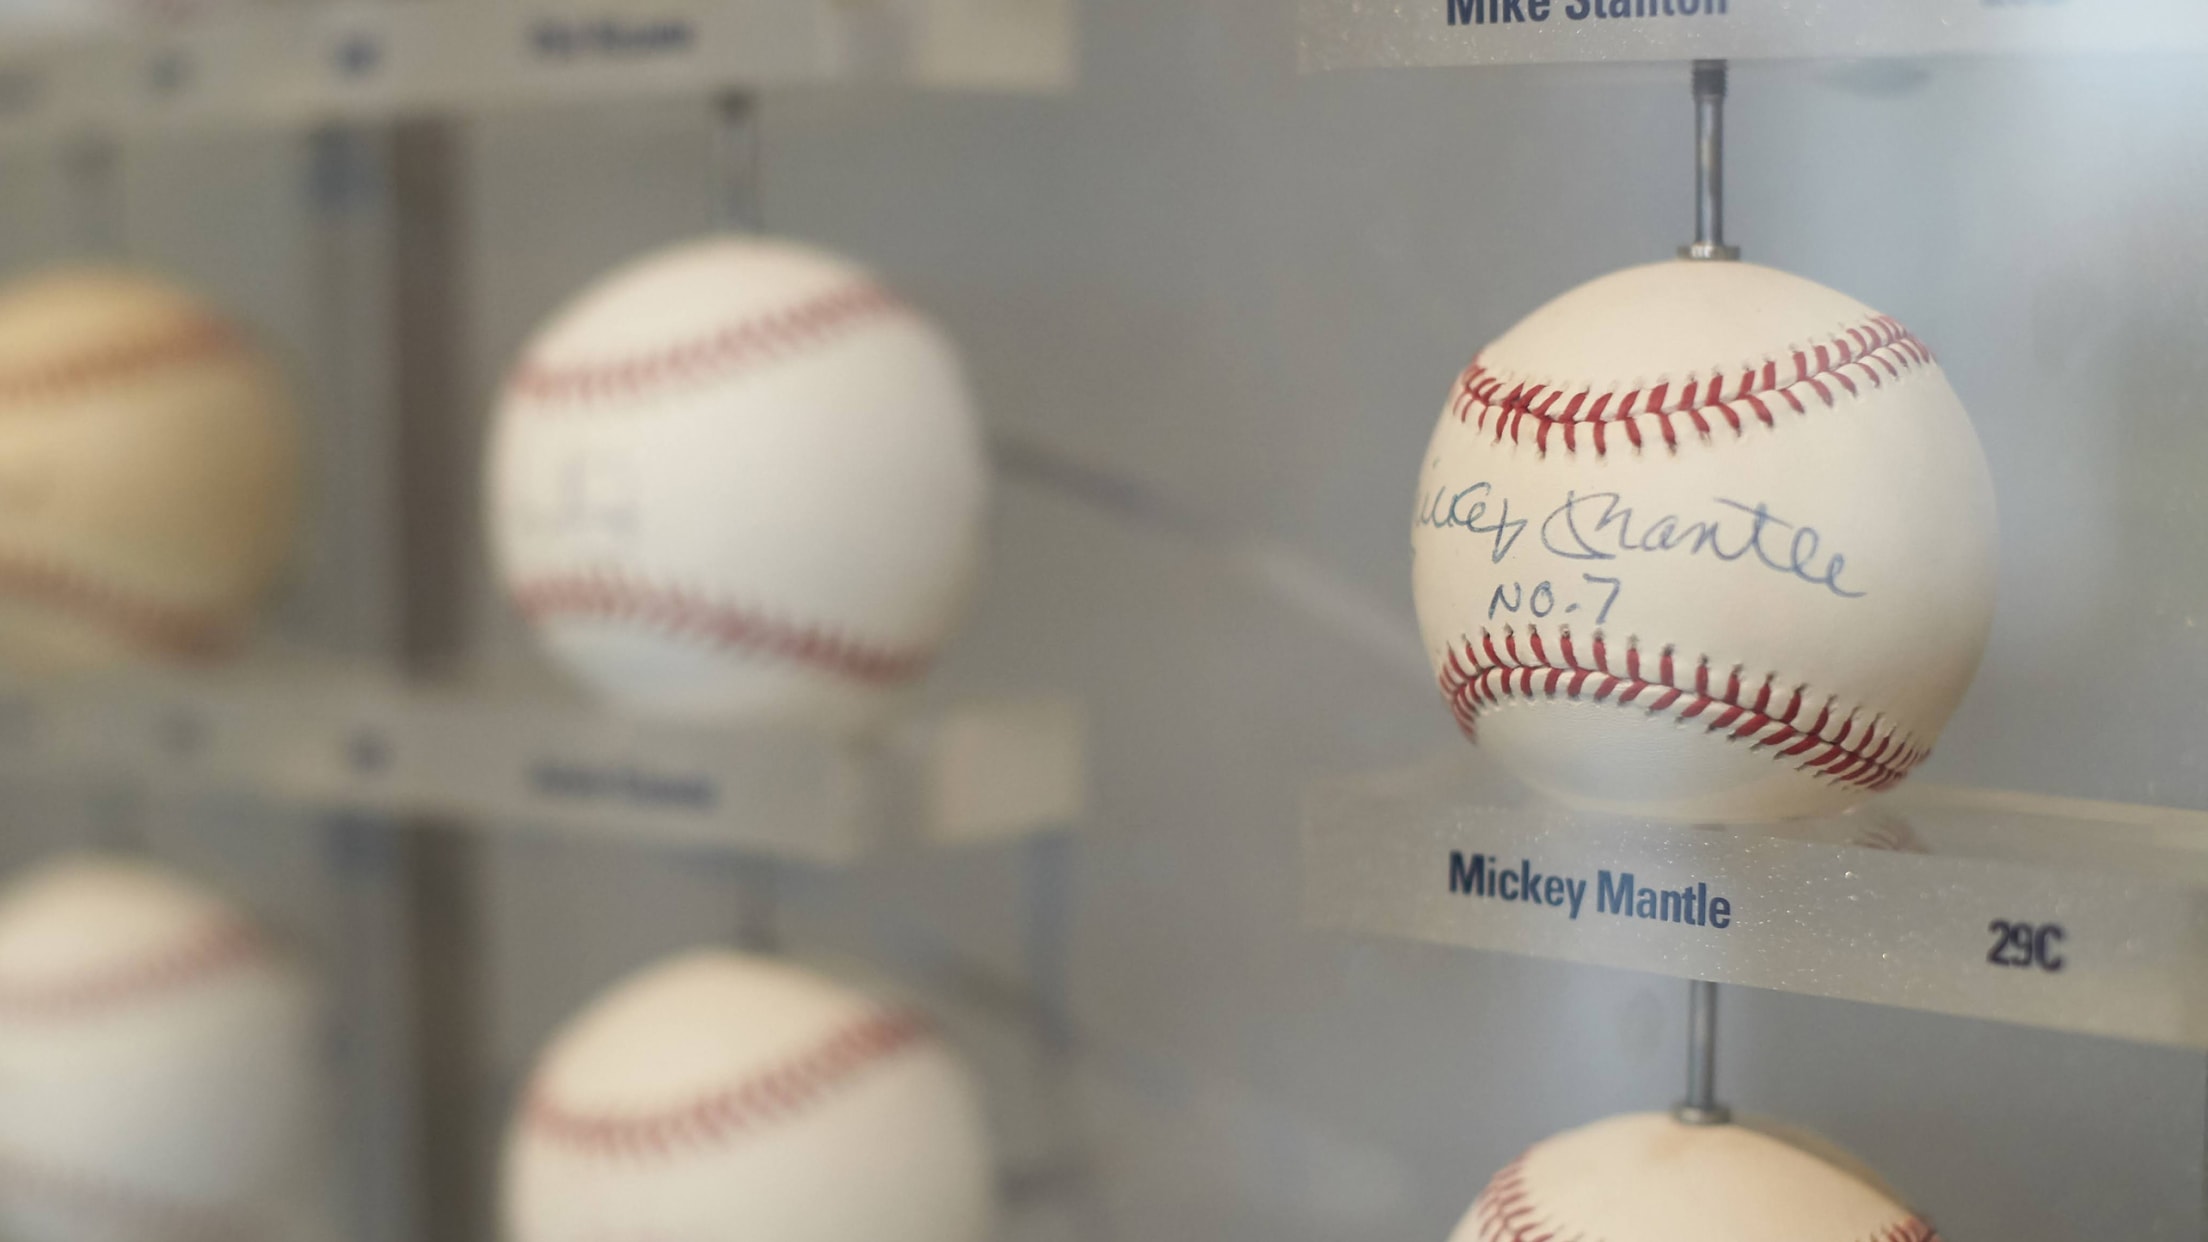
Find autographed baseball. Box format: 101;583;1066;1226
0;268;297;673
1451;1112;1937;1242
503;949;996;1242
488;236;990;730
0;855;317;1242
1412;260;1996;821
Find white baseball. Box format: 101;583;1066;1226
488;236;990;731
1412;260;1996;822
0;854;318;1242
0;268;298;674
1452;1112;1937;1242
503;949;996;1242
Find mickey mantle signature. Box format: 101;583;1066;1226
1416;483;1864;599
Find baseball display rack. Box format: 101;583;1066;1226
0;11;1093;1241
1307;751;2208;1050
0;0;1070;145
0;671;1086;861
1300;38;2208;1061
1299;0;2208;70
0;1;1086;863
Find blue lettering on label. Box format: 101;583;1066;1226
1452;0;1728;24
530;759;717;811
531;16;695;61
1450;850;1732;930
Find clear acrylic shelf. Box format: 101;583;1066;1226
1304;753;2208;1050
0;668;1087;862
0;0;1072;145
1299;0;2208;72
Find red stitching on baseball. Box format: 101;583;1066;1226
0;915;268;1236
0;917;265;1019
1437;624;1928;793
0;545;239;661
522;1009;929;1162
0;316;245;408
510;568;936;688
1449;314;1932;459
1465;1155;1943;1242
0;1143;239;1237
506;282;905;409
0;314;255;661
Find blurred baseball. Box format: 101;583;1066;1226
1412;260;1996;822
503;949;996;1242
0;268;297;674
0;854;317;1242
1451;1112;1937;1242
488;236;990;731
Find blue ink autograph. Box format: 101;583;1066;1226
1541;492;1864;599
1415;482;1528;564
1418;482;1864;599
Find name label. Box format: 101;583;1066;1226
1448;850;1734;928
529;758;716;811
1449;0;1729;24
528;16;697;62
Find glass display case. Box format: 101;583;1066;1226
0;1;2198;1240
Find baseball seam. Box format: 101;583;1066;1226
0;917;266;1018
505;282;904;409
1451;314;1932;459
521;1009;928;1162
0;314;257;661
1468;1156;1942;1242
509;567;938;688
0;543;241;660
0;316;244;407
1437;624;1928;793
0;1142;240;1237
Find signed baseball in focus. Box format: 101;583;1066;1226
0;855;317;1242
1450;1112;1938;1242
488;237;989;730
1412;260;1996;821
503;950;996;1242
0;268;297;673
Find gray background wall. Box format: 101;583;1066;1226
0;0;2203;1238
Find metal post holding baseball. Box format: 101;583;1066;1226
1682;59;1739;263
305;124;428;1242
61;130;125;258
1676;59;1735;1133
1676;979;1731;1126
712;91;779;961
712;91;764;234
730;853;783;954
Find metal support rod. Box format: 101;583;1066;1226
1675;979;1731;1125
730;855;782;954
1022;831;1111;1242
1680;60;1740;262
62;132;125;258
709;90;774;957
1023;832;1076;1055
389;118;493;1242
326;814;420;1242
308;123;419;1242
711;91;763;233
